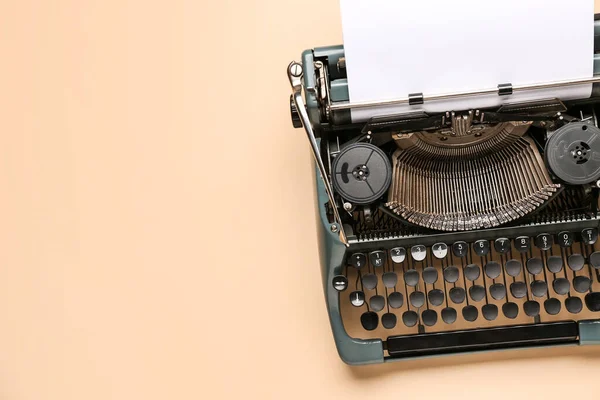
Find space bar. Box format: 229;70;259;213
385;322;579;358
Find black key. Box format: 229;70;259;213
464;264;480;281
382;313;397;329
361;311;379;331
422;309;438;326
474;239;490;257
432;242;448;259
535;233;553;250
544;298;561;315
502;302;519;319
510;281;528;298
531;280;547;297
441;307;457;324
490;283;506;300
452;241;468;258
514;236;531;253
411;245;427;262
552;278;570;295
482;304;498;321
484;261;501;279
524;300;540;317
369;250;386;268
546;256;563;273
565;297;583;314
494;238;511;254
449;287;466;304
332;275;348;291
422;267;438;284
404;270;419;287
409;291;426;308
388;292;404;309
462;305;479;322
349;253;367;269
567;254;585;271
390;247;406;264
370;295;385;312
402;310;419;327
590;251;600;269
526;257;543;275
558;231;574;248
585;292;600;312
505;259;522;277
573;276;592;293
582;228;599;246
469;285;486;301
428;289;445;306
362;273;378;290
382;272;398;288
443;266;460;283
350;291;365;307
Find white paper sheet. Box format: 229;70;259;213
340;0;595;122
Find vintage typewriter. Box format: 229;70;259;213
287;18;600;365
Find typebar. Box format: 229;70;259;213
385;321;578;358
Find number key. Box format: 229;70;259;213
558;231;574;248
349;253;367;269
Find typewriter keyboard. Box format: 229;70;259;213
336;229;600;339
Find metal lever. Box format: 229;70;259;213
288;61;348;246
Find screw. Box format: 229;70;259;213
596;180;600;189
343;202;353;211
331;224;339;233
290;63;303;77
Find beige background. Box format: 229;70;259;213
1;1;600;399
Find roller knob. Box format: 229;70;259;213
289;95;302;128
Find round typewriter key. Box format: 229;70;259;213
428;289;445;306
590;252;600;269
350;291;365;307
411;245;427;262
484;261;501;279
362;273;378;290
404;270;420;287
332;275;348;292
568;254;585;271
382;313;397;329
464;264;480;281
582;228;599;246
558;231;574;248
510;281;528;299
552;278;570;295
474;240;490;257
482;304;498;321
566;297;583;314
514;236;531;253
441;307;457;324
502;302;519;319
526;257;543;275
469;285;486;302
462;305;479;322
505;259;522;277
490;283;506;300
443;266;460;283
585;292;600;312
382;272;398;288
544;298;561;315
546;256;563;273
391;247;406;264
494;238;511;254
531;280;548;297
452;241;468;258
422;309;438;326
388;292;404;309
449;287;466;304
432;242;448;259
369;250;386;268
369;295;385;312
524;300;540;317
573;276;592;293
422;267;438;284
535;233;553;250
402;310;419;327
349;253;367;269
360;311;379;331
409;291;426;308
